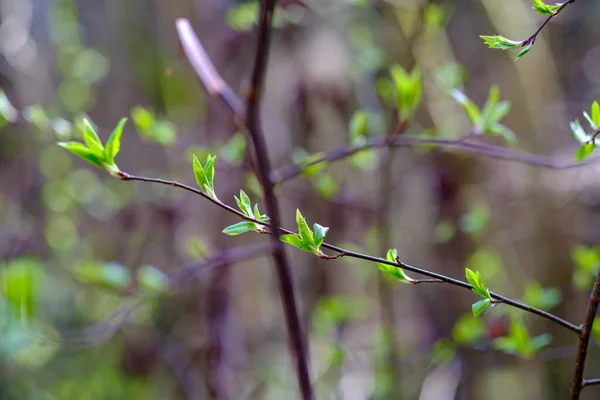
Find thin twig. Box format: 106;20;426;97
570;272;600;399
583;378;600;388
117;172;581;334
242;2;315;398
523;0;577;46
270;135;597;184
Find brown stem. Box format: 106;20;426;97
523;0;577;46
570;272;600;399
244;1;314;399
117;173;581;334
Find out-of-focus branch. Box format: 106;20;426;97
570;272;600;399
271;135;597;184
176;19;244;117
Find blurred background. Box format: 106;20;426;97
2;0;600;399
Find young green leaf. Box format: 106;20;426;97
192;154;217;198
82;119;104;156
472;298;491;317
313;224;329;248
296;209;315;246
377;249;413;283
452;90;481;125
531;0;559;15
104;118;127;166
58;142;104;168
349;111;369;142
570;119;591;144
204;154;216;190
489;123;517;144
223;221;257;236
480;35;523;50
390;65;422;123
280;234;312;253
592;101;600;127
239;190;253;216
465;268;491;299
575;142;595;163
515;42;534;60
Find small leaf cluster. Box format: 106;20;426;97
222;190;269;235
292;149;340;199
58;118;127;177
571;101;600;162
571;245;600;290
531;0;560;15
347;110;377;172
131;106;177;147
452;86;515;144
377;249;413;283
493;320;551;358
390;65;422;124
465;268;493;317
480;35;532;60
280;210;329;258
522;282;561;311
193;154;217;199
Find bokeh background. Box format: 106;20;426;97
2;0;600;399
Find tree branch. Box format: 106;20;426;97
176;19;244;117
523;0;577;46
117;172;581;335
241;1;315;398
570;272;600;399
271;135;597;184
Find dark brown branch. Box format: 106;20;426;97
523;0;577;46
242;2;315;399
271;135;598;184
570;272;600;399
117;173;581;334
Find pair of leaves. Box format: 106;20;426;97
58;118;127;176
222;190;269;235
531;0;561;15
131;106;177;147
480;35;533;60
571;101;600;162
377;249;413;283
452;86;516;144
465;268;493;317
280;210;329;258
480;35;532;60
390;65;422;124
193;154;217;199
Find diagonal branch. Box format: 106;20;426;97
176;19;244;117
117;172;581;335
271;135;598;184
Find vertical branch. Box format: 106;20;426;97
245;1;314;399
570;273;600;399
